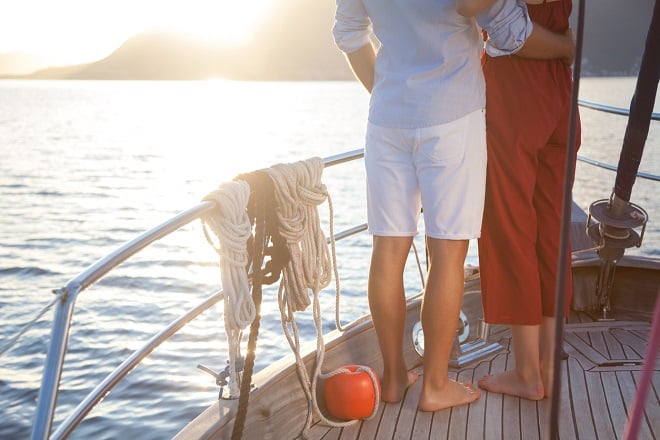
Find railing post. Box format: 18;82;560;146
31;283;81;440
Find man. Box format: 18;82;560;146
333;0;574;410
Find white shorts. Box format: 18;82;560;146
365;108;486;239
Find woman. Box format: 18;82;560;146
476;0;581;400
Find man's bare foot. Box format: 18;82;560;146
478;370;544;400
418;379;480;411
381;371;419;403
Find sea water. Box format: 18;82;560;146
0;78;658;439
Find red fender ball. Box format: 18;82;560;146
324;365;380;420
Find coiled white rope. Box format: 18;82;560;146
202;180;253;397
201;158;376;436
267;158;332;312
266;157;376;436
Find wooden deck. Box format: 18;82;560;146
175;261;659;440
308;317;659;440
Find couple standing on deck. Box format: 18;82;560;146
333;0;580;411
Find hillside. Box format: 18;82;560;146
3;0;353;81
0;52;57;76
0;0;655;80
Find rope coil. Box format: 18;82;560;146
202;157;367;438
266;158;333;312
202;180;253;397
266;157;366;436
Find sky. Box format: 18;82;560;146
0;0;274;64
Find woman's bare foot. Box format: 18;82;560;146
381;370;419;403
418;379;480;411
478;370;544;400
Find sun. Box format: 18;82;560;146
147;0;275;46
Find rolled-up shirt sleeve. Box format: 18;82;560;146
333;0;373;54
477;0;533;57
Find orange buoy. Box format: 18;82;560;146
324;365;380;420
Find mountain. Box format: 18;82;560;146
42;32;233;81
0;52;59;76
4;0;353;81
0;0;656;80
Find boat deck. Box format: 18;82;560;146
308;315;659;439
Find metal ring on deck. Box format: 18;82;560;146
588;199;647;229
586;199;648;250
587;224;642;249
412;310;470;358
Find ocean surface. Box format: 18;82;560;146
0;78;658;439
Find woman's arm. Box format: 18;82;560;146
516;27;575;64
455;0;497;17
457;0;562;16
468;0;575;64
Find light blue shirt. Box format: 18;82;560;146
333;0;533;128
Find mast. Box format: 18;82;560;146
586;0;658;319
614;0;660;203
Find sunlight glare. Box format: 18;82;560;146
155;0;275;45
0;0;275;64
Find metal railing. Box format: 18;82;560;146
577;99;660;182
32;149;366;440
576;155;660;182
578;99;660;121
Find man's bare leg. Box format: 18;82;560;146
418;238;480;411
368;235;419;403
478;324;545;400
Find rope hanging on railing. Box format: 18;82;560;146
267;158;333;311
201;180;253;397
201;156;360;438
266;157;368;437
229;170;272;440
